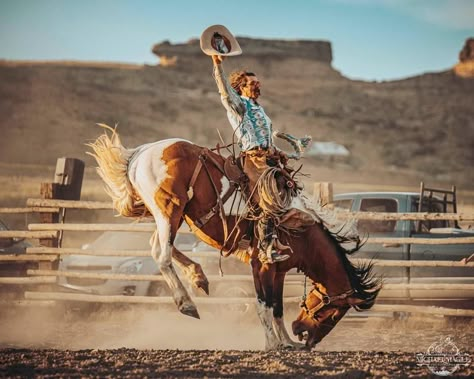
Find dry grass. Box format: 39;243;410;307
0;174;52;207
0;163;110;207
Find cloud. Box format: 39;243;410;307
331;0;474;30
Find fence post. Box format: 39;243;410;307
54;158;85;201
53;158;85;247
313;182;333;206
38;183;60;270
39;183;60;248
38;158;85;269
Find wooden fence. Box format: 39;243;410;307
1;196;474;318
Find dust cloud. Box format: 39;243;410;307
1;304;472;353
0;305;265;350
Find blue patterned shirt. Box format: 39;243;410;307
213;64;273;151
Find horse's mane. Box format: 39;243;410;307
293;193;382;310
320;223;382;311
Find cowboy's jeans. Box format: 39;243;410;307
257;216;276;254
242;150;278;259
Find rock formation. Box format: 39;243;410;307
152;37;332;69
454;37;474;78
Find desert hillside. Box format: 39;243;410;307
0;37;473;192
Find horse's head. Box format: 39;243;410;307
291;224;382;349
292;283;367;349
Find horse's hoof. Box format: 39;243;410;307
179;303;200;319
195;279;209;295
285;342;305;349
191;274;209;295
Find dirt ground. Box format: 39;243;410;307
3;349;470;378
0;305;472;378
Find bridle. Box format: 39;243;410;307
300;285;355;319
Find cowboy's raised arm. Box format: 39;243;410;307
212;55;245;116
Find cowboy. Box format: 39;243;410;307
211;54;291;264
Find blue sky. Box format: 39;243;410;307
0;0;473;81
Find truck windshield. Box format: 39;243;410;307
411;198;450;231
333;199;352;211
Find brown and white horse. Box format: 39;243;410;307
88;126;381;350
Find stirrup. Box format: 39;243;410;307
274;239;293;254
258;250;290;264
270;252;290;263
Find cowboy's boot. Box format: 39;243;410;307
258;217;290;264
266;235;290;263
258;237;290;264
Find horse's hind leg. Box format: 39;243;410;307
127;145;198;318
148;205;199;319
172;246;209;295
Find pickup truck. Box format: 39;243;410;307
332;186;474;307
0;218;31;254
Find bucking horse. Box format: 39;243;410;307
88;125;381;350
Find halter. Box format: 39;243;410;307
300;285;355;319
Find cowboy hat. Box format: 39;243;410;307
200;24;242;56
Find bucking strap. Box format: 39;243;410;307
187;158;203;200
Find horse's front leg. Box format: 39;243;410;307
251;257;280;350
172;246;209;295
272;271;303;348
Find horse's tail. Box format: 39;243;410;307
87;124;142;218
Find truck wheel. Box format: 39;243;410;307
445;316;471;328
214;282;254;320
147;282;174;312
147;281;171;297
61;302;102;322
393;311;410;321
